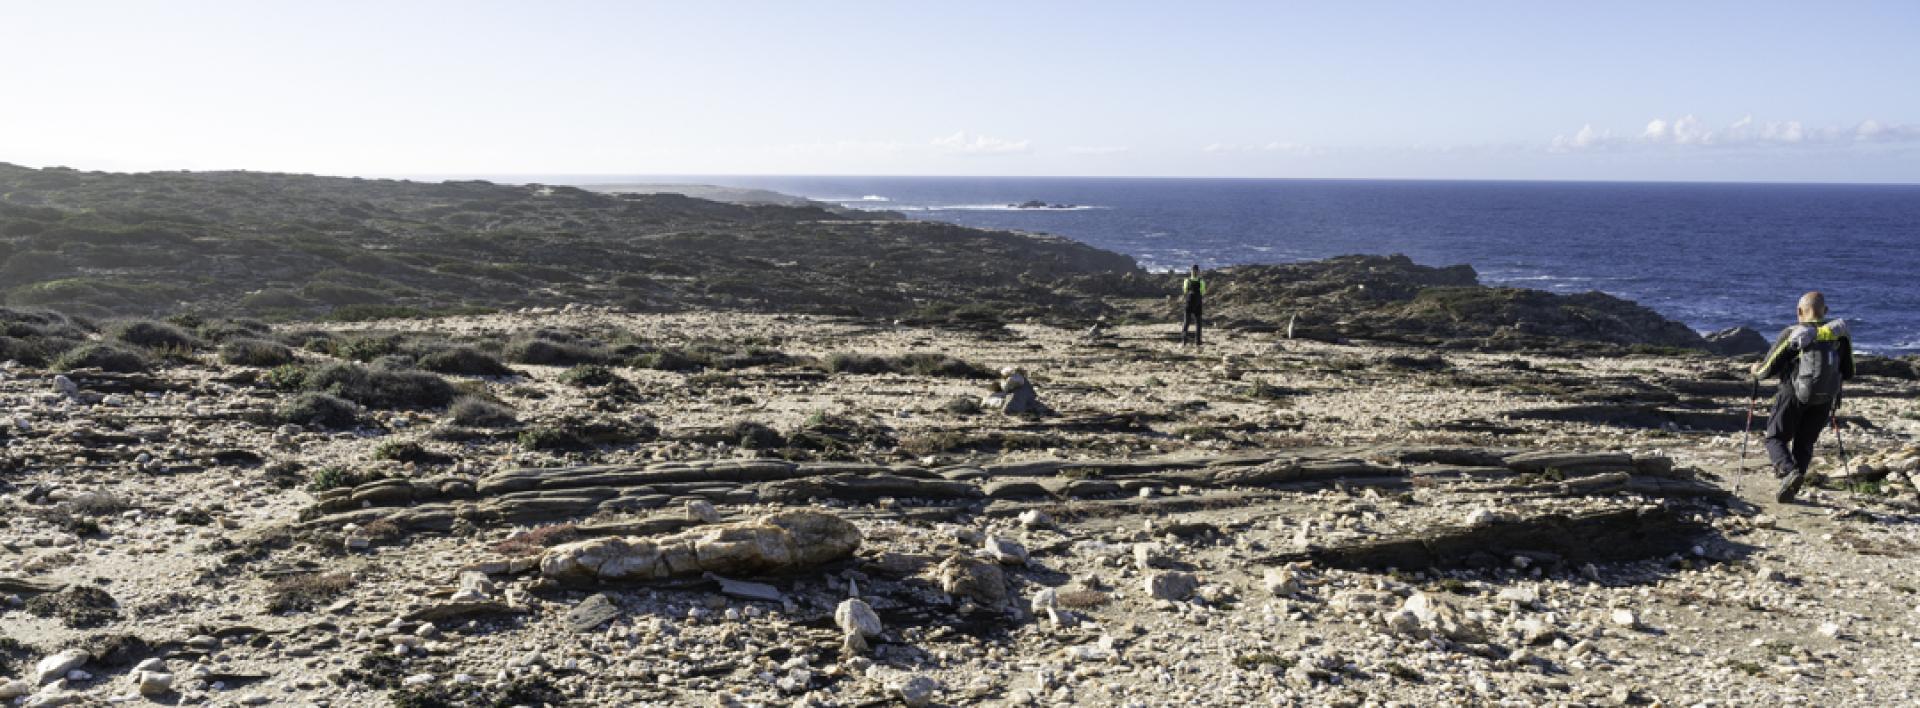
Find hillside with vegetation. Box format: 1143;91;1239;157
0;162;1750;355
0;163;1134;322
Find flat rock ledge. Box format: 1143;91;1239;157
538;510;860;583
295;446;1725;536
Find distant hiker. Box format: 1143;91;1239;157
1180;265;1207;347
1751;291;1853;502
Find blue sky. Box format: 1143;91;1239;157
2;1;1917;181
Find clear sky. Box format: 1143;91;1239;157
3;1;1917;181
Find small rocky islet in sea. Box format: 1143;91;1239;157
1;164;1919;706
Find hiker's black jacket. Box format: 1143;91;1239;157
1754;319;1854;394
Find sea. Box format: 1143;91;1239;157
559;176;1920;355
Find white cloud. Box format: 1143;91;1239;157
1642;119;1669;141
1554;115;1920;152
931;131;1031;155
1671;114;1707;144
1550;124;1611;152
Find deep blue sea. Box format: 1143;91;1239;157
573;176;1920;354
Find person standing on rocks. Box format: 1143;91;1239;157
1180;264;1207;347
1751;291;1853;502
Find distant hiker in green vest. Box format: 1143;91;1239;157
1180;264;1207;347
1751;291;1854;503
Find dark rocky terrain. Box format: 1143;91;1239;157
6;163;1729;354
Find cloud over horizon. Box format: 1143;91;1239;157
1552;115;1919;153
931;132;1032;156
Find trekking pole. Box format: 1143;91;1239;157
1736;377;1758;495
1829;393;1852;474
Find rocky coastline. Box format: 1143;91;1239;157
1;165;1918;706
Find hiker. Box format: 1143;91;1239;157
1751;291;1853;502
1180;265;1206;347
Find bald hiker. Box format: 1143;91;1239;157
1751;291;1854;503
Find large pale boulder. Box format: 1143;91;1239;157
540;511;859;583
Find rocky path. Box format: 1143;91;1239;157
2;313;1917;706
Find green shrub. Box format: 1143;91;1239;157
518;418;656;451
1242;380;1294;401
326;304;427;321
220;338;296;367
940;396;982;415
327;335;401;363
307;466;385;492
276;392;362;429
630;342;795;372
896;351;993;378
107;319;199;351
264;364;311;390
371;440;452;465
195;318;272;343
240;288;312;311
304;363;456;409
52;343;151;373
822;351;991;378
631;348;699;371
823;352;890;375
416;346;515;376
559;364;617;387
504;336;605;366
447;397;519;427
0;335;76;367
726;420;784;449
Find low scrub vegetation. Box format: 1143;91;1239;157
821;351;993;379
301;362;457;409
416;345;515;376
106;319;199;351
220;337;296;367
448;396;519;427
275;392;362;429
52;342;150;373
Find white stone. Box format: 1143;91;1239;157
134;671;173;697
1495;586;1540;605
685;500;722;524
1262;568;1300;596
985;536;1029;565
0;681;28;700
1017;509;1053;529
1144;571;1199;601
33;649;89;686
892;675;939;708
1610;609;1638;628
1029;587;1059;614
835;598;882;638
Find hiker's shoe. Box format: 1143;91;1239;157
1776;470;1806;503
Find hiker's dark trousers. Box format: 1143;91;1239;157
1182;304;1203;345
1764;393;1831;477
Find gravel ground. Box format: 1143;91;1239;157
3;311;1917;707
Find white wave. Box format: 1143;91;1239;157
1502;274;1595;282
924;204;1106;212
814;195;892;203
